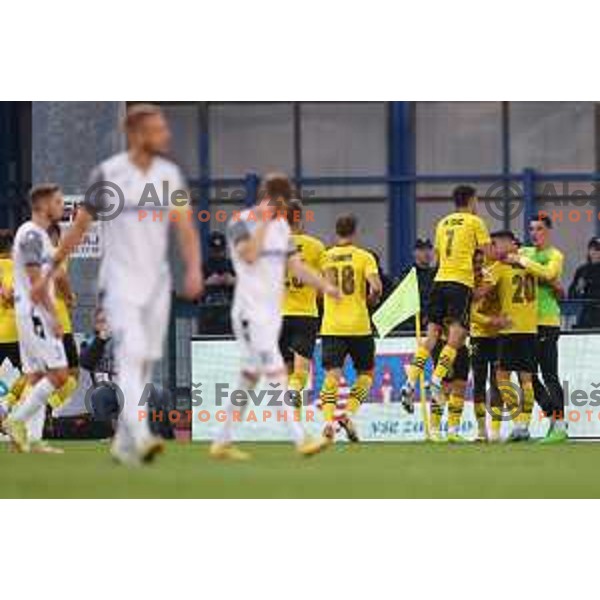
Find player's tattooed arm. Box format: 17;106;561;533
228;220;269;265
288;254;341;299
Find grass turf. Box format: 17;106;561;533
1;440;600;498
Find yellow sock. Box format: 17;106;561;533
447;393;464;433
48;375;78;410
516;382;534;427
347;374;373;415
6;375;27;407
430;392;447;433
432;346;458;384
406;346;430;385
320;375;339;424
474;401;487;437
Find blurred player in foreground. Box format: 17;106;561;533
403;186;491;407
3;185;71;453
36;104;204;466
279;198;326;416
319;214;382;443
211;174;341;461
489;231;538;442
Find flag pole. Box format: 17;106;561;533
414;311;430;440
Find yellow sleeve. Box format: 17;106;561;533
315;240;327;272
473;216;491;247
520;251;564;282
471;310;493;328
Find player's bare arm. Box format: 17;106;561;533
367;273;383;305
288;254;341;299
31;206;93;305
171;209;204;301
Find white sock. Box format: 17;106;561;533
28;406;46;442
264;372;305;446
216;373;254;445
117;355;151;447
11;378;56;423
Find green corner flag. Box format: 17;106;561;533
373;268;421;339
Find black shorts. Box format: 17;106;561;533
470;337;498;367
63;333;80;369
321;335;375;373
279;316;320;364
498;334;537;374
427;282;472;330
431;340;470;383
0;342;21;369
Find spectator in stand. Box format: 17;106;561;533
399;238;437;331
201;231;236;334
569;237;600;329
203;231;236;304
370;250;395;303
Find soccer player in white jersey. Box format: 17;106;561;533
37;104;204;466
3;184;71;452
210;173;341;461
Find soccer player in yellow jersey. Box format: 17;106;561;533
470;249;510;442
0;230;20;369
488;231;538;442
403;186;492;407
279;199;326;413
319;214;382;442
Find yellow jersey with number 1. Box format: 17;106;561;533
489;262;538;335
282;234;326;318
434;212;491;289
320;245;379;337
0;258;18;344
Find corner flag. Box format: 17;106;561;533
373;268;420;339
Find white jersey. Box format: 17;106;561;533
12;221;57;320
228;209;296;323
86;152;187;307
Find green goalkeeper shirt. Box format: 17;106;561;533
519;246;564;328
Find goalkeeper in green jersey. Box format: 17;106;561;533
515;215;567;443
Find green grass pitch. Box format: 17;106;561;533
2;441;600;498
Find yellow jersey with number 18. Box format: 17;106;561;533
434;212;491;289
320;245;379;337
0;258;18;344
282;233;326;318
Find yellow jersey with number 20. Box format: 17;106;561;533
434;212;491;289
320;245;378;337
489;262;538;335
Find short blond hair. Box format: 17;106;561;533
123;103;163;131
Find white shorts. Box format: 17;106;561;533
16;308;68;374
103;284;171;363
232;308;284;375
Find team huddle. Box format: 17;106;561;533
0;104;568;467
